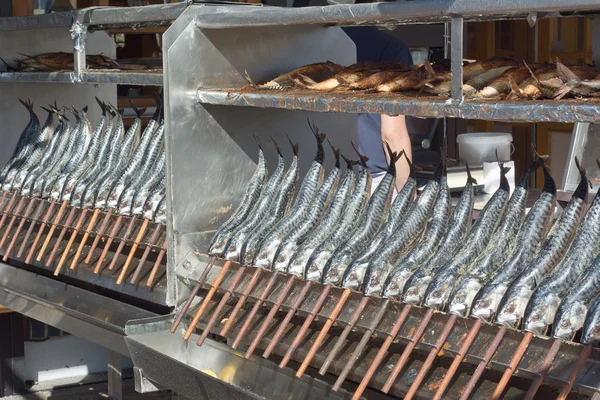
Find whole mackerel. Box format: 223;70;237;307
496;162;593;328
581;295;600;346
142;176;166;221
362;169;446;296
272;143;341;272
304;145;371;281
287;154;356;277
208;135;268;257
406;164;510;307
383;165;477;299
448;159;541;317
252;123;326;268
223;138;290;262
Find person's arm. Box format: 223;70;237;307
381;114;412;191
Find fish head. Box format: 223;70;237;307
382;266;413;299
323;253;352;286
1;181;12;192
272;247;293;273
305;250;332;282
363;262;394;297
424;282;451;311
403;275;432;305
495;286;534;329
552;302;586;341
223;237;244;262
287;249;310;278
448;285;480;317
341;260;370;292
208;233;229;258
142;201;155;220
582;320;600;346
106;186;123;210
253;241;279;269
524;293;561;336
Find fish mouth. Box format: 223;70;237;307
523;317;546;336
424;289;446;310
553;325;577;341
495;312;520;329
253;253;271;269
403;286;425;305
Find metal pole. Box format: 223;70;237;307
450;16;464;103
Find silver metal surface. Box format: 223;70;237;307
195;0;600;29
133;367;162;394
0;262;155;356
0;71;163;85
125;315;354;400
108;350;123;400
564;123;600;194
450;16;463;102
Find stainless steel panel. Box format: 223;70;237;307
0;71;163;85
0;262;156;356
194;0;600;29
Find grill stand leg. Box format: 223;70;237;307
107;350;123;400
0;312;25;397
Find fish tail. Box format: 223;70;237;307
253;134;262;150
465;162;478;185
244;70;258;87
95;97;106;115
383;141;402;176
0;57;16;72
307;119;327;144
40;105;53;114
351;141;369;167
152;90;163;121
340;153;355;169
270;136;283;156
423;59;435;79
129;99;146;119
573;156;593;199
285;133;299;156
327;140;341;168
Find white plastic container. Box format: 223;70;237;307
457;132;513;165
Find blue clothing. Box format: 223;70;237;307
343;26;413;174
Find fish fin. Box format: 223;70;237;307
508;75;523;97
95;97;106;115
291;77;307;88
556;58;580;82
40;105;53;114
383;141;403;176
340;153;355;169
554;83;574;100
573;156;592;198
523;61;541;84
253;134;262;150
244;70;257;87
327;140;341;168
152;90;163;121
465;162;478;185
270;136;283;156
307;119;327;144
423;59;436;79
82;106;89;114
297;74;318;86
0;57;16;72
129;99;146;119
351;141;369;167
285;133;299;156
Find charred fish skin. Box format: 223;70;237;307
287;154;356;277
256;61;342;90
304;146;371;282
223;138;288;262
470;162;556;322
496;167;588;328
521;171;595;334
448;159;541;317
322;143;400;286
208;135;268;257
252;123;326;268
362;170;447;296
422;165;511;310
582;295;600;346
240;138;300;266
273;144;342;272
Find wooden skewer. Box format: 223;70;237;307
3;198;36;261
219;268;263;337
170;256;216;333
146;240;166;287
382;308;435;393
93;215;123;274
263;280;312;359
17;198;44;259
350;303;411;399
107;216;137;271
404;314;458;400
70;208;100;270
84;208;112;264
116;218;149;284
0;193;18;232
0;196;26;249
433;318;482;400
196;265;246;346
556;343;592;400
523;338;562;400
45;206;78;267
129;223;162;284
25;199;55;264
36;200;68;262
296;288;352;379
491;331;533;400
54;208;88;276
319;296;370;376
183;260;231;341
244;275;296;359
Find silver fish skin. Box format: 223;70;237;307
497;173;589;331
240;141;299;266
419;166;511;309
130;148;166;216
224;139;290;262
470;164;556;321
448;160;541;317
287;156;355;277
519;181;595;334
153;195;166;224
273;147;342;272
0;99;40;184
9;107;57;192
21;112;67;196
581;295;600;346
362;172;447;296
304;152;371;282
552;252;600;341
208;135;269;258
142;177;165;221
252;128;326;268
322;145;400;286
348;157;417;269
383;167;477;300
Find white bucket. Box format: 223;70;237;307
457;132;513;165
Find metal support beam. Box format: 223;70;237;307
0;313;25;397
450;16;464;103
108;350;123;400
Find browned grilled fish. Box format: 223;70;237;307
554;60;600;99
473;65;535;99
463;65;516;95
254;61;343;90
462;56;521;82
349;68;413;90
376;60;435;92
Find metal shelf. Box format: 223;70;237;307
197;88;600;124
195;0;600;29
0;71;163;85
